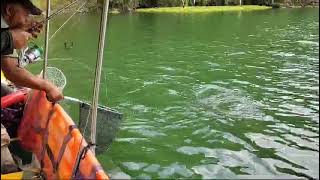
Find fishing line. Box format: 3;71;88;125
49;1;88;41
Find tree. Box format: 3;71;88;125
181;0;189;7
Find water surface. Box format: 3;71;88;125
32;8;319;179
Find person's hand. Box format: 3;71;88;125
9;29;32;49
44;81;64;103
26;21;43;38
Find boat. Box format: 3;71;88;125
1;0;121;179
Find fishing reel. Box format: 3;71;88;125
18;42;43;68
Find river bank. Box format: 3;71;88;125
135;5;272;13
83;5;319;14
40;2;317;15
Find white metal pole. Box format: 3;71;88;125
43;0;51;79
90;0;110;154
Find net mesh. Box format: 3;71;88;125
41;66;123;154
40;67;66;90
79;102;123;154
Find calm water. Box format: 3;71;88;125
32;8;319;179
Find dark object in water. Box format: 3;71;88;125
64;41;74;49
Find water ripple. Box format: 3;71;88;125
102;9;319;179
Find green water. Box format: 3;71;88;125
31;8;319;179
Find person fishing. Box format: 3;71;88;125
1;0;64;101
0;0;63;174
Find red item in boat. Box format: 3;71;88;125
1;90;28;109
18;90;109;180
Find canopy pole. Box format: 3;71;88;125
90;0;110;154
43;0;51;79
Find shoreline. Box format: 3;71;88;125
46;5;318;15
135;5;272;13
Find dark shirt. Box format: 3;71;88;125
1;29;14;55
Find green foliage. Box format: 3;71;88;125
32;0;315;13
136;5;271;13
107;0;282;11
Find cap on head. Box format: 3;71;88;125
2;0;42;15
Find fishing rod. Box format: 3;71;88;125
28;0;84;32
20;0;87;67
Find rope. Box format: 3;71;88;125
72;142;96;179
71;106;92;179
